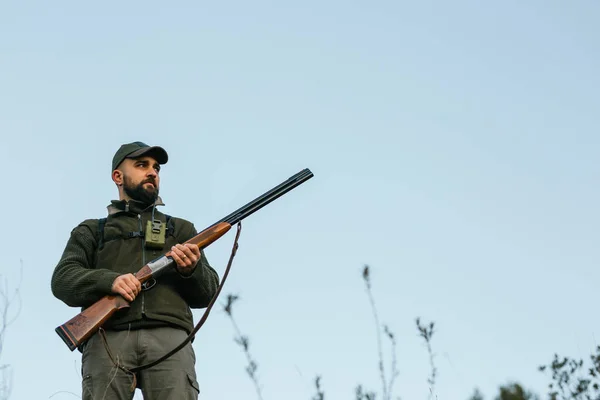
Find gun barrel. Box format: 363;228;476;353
210;168;314;228
54;168;314;352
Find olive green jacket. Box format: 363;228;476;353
51;198;220;334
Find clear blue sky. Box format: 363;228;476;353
1;1;599;399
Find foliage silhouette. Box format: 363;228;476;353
468;383;538;400
538;347;600;400
223;294;265;400
0;262;22;400
223;264;438;400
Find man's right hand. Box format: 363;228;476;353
111;274;142;302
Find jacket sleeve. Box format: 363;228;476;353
173;221;221;309
51;222;121;308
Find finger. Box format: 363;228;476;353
171;245;185;257
170;246;186;266
178;244;199;265
118;287;134;302
122;278;138;296
112;277;127;294
179;247;196;264
185;244;201;258
173;245;195;265
128;287;137;300
128;275;142;293
126;280;140;295
120;282;134;296
175;244;190;257
121;276;138;295
112;277;135;301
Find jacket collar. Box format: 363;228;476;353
107;196;165;216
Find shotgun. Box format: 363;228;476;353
55;168;314;351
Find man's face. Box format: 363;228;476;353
119;156;161;204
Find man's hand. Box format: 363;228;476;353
170;244;201;276
111;273;142;302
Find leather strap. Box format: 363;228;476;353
99;221;243;389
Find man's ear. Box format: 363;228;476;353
112;169;124;186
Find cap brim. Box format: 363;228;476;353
127;146;169;164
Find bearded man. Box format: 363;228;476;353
51;141;219;399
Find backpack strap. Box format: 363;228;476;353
165;214;175;238
97;217;107;250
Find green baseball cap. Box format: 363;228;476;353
112;141;169;171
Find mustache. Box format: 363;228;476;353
142;178;157;185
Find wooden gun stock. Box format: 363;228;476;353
55;168;314;351
55;294;130;351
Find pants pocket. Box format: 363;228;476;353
187;372;200;394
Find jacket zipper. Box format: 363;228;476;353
138;214;146;316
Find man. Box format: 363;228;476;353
51;141;220;399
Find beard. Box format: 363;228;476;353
123;175;159;205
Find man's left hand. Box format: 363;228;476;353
170;244;201;276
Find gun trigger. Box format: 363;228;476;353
142;278;156;291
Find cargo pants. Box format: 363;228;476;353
81;326;200;399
